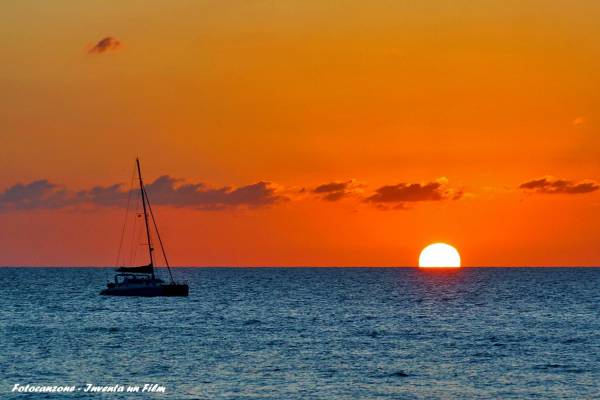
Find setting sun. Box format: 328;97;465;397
418;243;461;268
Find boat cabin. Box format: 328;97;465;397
107;273;164;288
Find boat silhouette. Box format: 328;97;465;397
100;158;188;297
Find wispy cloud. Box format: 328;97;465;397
519;177;599;195
366;178;461;207
312;180;363;201
88;37;121;54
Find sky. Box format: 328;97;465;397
1;0;599;266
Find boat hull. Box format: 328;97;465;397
100;283;188;297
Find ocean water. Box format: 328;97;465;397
1;267;599;399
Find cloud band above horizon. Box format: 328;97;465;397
1;175;597;212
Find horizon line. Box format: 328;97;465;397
1;265;600;268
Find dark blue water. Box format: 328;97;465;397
1;268;599;399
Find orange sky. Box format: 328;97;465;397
1;1;599;266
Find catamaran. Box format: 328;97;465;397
100;158;188;297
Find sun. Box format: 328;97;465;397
418;243;461;268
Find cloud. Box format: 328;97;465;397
88;37;121;54
0;176;472;213
0;180;74;210
366;179;459;205
314;181;349;194
313;180;363;201
519;177;599;195
0;176;286;211
143;176;285;209
81;184;129;206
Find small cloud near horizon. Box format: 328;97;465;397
313;180;363;201
88;37;121;54
366;178;462;209
519;177;599;195
366;178;462;203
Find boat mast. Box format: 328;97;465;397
136;158;155;280
144;188;176;283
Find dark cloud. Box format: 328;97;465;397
0;180;73;210
314;182;350;194
88;37;121;54
81;184;129;206
0;176;467;212
0;176;285;211
143;176;284;209
366;181;452;203
321;191;347;202
519;177;599;194
313;180;362;202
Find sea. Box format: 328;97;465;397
1;267;599;399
